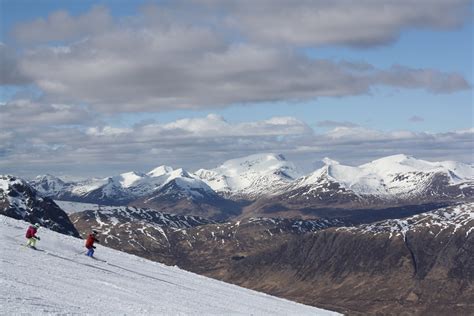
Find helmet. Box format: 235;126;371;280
34;223;40;228
92;230;98;235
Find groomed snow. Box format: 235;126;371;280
0;215;338;315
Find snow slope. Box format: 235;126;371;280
0;216;337;315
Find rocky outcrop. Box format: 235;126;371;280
0;175;79;237
130;179;245;221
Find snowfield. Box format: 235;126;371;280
0;215;338;315
54;200;103;214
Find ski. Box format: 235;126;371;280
89;256;107;263
20;244;44;252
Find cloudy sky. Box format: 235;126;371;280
1;0;472;179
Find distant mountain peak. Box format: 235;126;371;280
322;157;340;166
196;153;301;198
147;165;174;177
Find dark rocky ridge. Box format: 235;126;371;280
130;179;245;221
0;175;79;237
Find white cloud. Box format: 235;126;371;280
1;2;471;177
17;40;469;112
222;0;471;46
5;5;468;113
13;5;112;43
0;44;31;85
0;99;92;128
86;126;133;137
317;120;360;128
1;114;472;177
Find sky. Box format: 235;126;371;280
0;0;473;179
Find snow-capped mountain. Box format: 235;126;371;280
31;174;69;196
195;153;301;199
29;153;473;220
295;154;473;198
31;166;218;206
245;154;474;218
0;175;79;237
132;178;242;220
1;215;335;315
32;173;135;204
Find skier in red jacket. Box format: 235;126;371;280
25;223;41;249
85;231;100;257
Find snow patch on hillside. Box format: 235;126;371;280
338;203;474;239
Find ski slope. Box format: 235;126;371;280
0;216;338;315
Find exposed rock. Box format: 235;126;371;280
0;175;79;237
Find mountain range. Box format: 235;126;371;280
30;153;473;220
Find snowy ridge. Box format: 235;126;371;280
195;153;301;198
338;202;474;239
31;174;67;196
30;153;473;205
0;175;79;236
1;215;337;315
1;175;32;213
288;154;473;199
32;166;215;204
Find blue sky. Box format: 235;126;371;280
1;0;473;177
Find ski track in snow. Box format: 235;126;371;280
0;215;338;315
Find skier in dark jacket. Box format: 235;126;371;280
85;231;99;257
25;223;41;249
